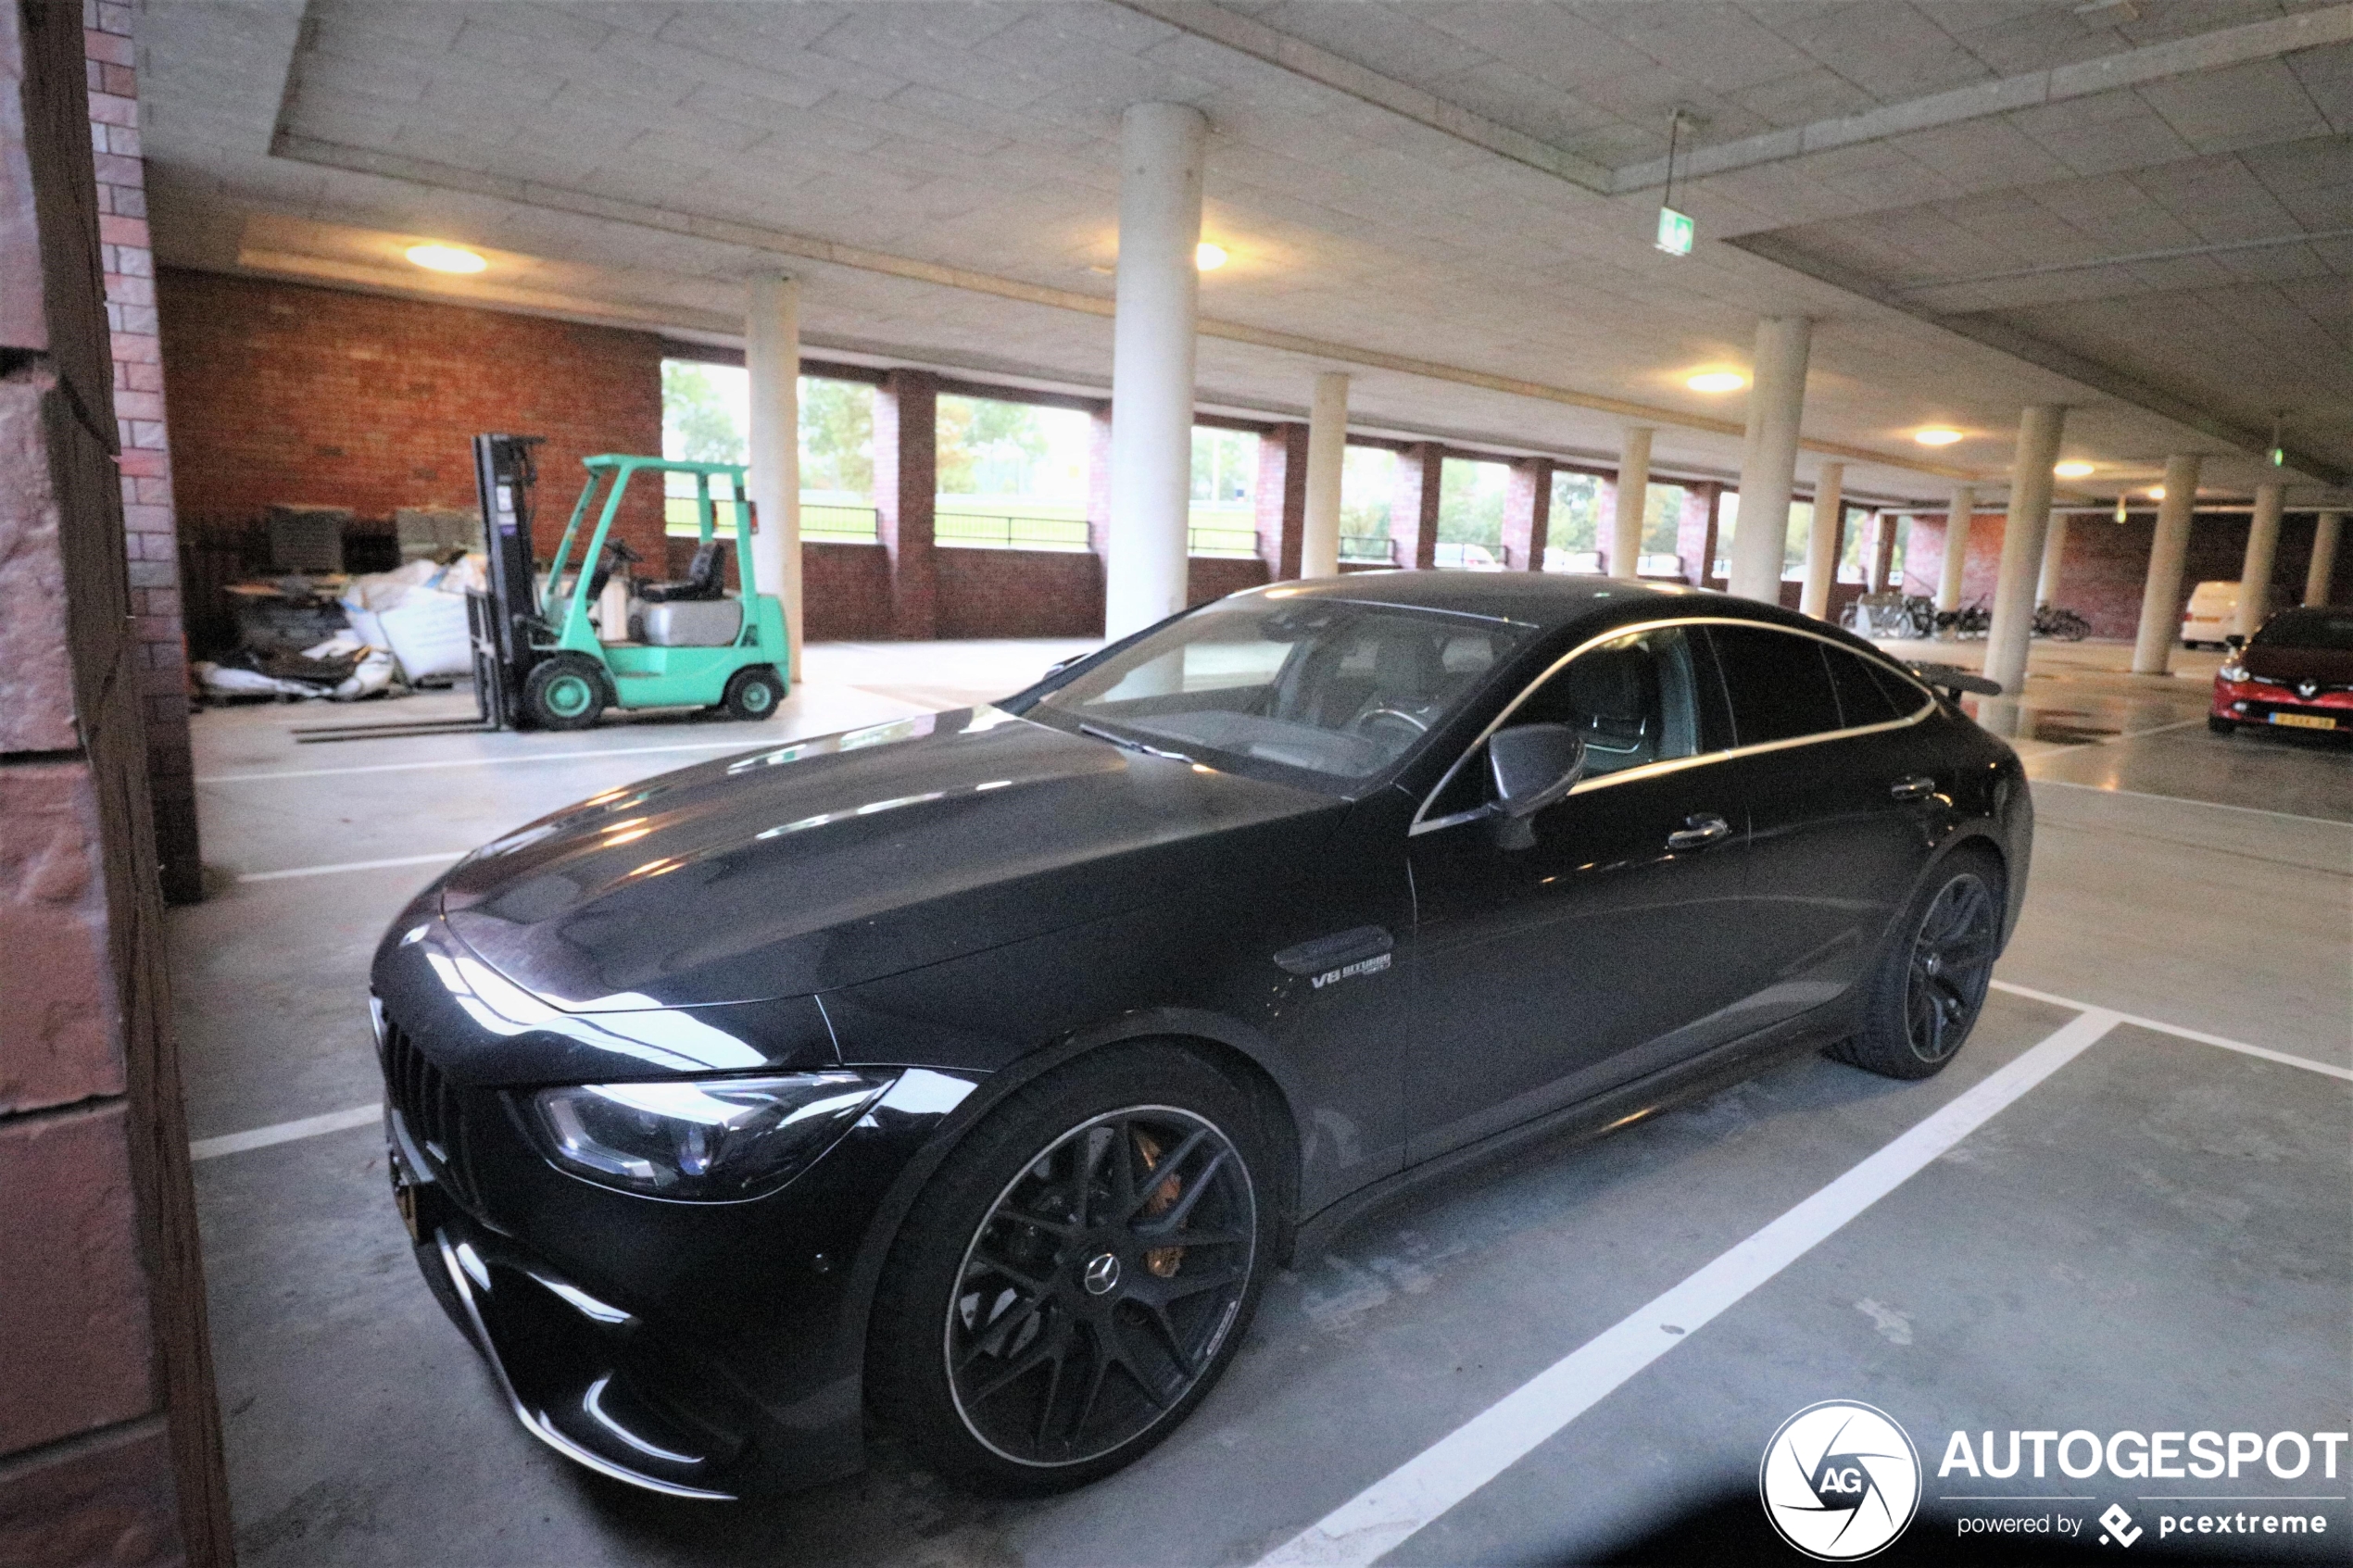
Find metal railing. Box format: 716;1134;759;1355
802;503;880;543
1340;534;1394;564
936;512;1092;551
1188;525;1261;558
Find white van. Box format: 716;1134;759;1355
2181;580;2239;647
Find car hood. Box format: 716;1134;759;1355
435;708;1343;1011
2241;645;2353;685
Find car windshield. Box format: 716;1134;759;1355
2253;609;2353;651
1013;596;1533;791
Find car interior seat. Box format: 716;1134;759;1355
1560;644;1656;770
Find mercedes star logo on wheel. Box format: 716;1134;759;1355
1082;1252;1122;1295
1759;1400;1921;1561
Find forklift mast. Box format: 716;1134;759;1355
471;433;545;728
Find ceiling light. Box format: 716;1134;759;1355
2053;460;2095;477
1914;428;1965;446
1195;243;1228;270
406;243;486;274
2148;486;2165;499
1687;371;1746;394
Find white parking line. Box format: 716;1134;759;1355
196;737;760;784
2029;777;2353;830
191;1102;382;1161
237;852;466;883
1989;979;2351;1081
1250;1007;2125;1568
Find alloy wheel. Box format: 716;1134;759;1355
944;1106;1255;1468
1905;872;1996;1063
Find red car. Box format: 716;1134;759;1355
2210;606;2353;736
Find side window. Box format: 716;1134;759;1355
1866;659;1932;717
1822;646;1908;727
1705;625;1843;746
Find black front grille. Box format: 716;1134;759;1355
381;1017;481;1210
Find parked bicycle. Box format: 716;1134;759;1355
1842;593;1936;640
1936;601;1992;639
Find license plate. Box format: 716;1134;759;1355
2269;711;2337;730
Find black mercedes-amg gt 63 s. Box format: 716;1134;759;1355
371;572;2030;1500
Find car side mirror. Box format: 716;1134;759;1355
2223;633;2246;650
1486;723;1585;851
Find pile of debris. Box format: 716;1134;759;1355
194;554;486;704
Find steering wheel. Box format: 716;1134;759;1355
1350;705;1431;750
603;539;644;564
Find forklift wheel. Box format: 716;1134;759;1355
524;657;609;731
724;666;785;721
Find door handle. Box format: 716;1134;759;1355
1889;774;1937;801
1666;814;1731;850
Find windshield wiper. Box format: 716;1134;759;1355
1078;721;1196;763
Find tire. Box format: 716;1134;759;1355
1829;852;2003;1081
2208;714;2237;734
723;664;785;721
866;1044;1273;1494
522;655;608;731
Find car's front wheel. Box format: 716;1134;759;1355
1831;853;2003;1080
867;1045;1271;1493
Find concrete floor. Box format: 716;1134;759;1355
176;634;2350;1566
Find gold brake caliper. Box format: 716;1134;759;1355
1132;1129;1184;1278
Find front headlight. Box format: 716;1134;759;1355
2217;661;2249;683
528;1072;895;1200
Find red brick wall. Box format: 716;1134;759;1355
936;549;1103;639
155;269;667;562
802;542;890;641
1188;554;1271;606
1903;510;2347;640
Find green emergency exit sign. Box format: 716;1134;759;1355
1655;207;1695;256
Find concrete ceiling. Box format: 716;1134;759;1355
135;0;2353;507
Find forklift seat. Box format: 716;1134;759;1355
638;540;728;603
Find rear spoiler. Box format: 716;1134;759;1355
1907;661;2003;699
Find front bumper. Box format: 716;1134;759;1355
2212;679;2352;731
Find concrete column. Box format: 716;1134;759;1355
1983;405;2067;696
2238;482;2284;637
1104;102;1207;638
1799;462;1843;620
2131;454;2204;674
1252;422;1308;581
1608;425;1653;581
1728;316;1812;601
2036;511;2069;607
1389;444;1442;570
873;369;939;640
1677;483;1721;586
1300;371;1348;578
1501;458;1553;571
2308;512;2342;606
745;274;802;670
1868;512;1897;593
1935;483;1975;612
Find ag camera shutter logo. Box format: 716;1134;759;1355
1759;1400;1922;1560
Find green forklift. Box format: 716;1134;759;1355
522;454;789;730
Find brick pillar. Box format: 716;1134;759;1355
1868;510;1897;593
1390;442;1441;571
873;368;937;639
1678;483;1721;586
1;1;233;1562
1086;404;1114;558
1502;457;1551;571
84;1;196;904
1252;422;1307;581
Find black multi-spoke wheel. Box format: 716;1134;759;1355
1832;855;2005;1080
948;1106;1254;1467
867;1047;1271;1491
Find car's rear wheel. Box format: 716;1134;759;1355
867;1045;1270;1493
1831;854;2002;1080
